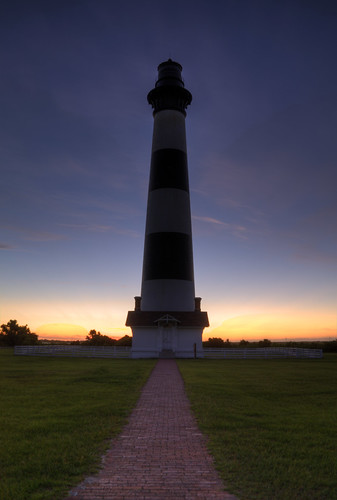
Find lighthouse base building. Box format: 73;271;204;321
126;299;209;358
126;59;209;358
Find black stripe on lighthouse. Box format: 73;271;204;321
142;232;193;280
149;149;189;192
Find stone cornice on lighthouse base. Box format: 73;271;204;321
126;310;209;328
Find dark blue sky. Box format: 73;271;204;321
1;0;336;339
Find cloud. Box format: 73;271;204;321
25;231;67;242
0;243;15;250
193;215;248;239
193;215;229;226
1;226;67;242
59;223;113;233
293;250;337;265
58;223;141;238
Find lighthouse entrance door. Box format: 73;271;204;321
162;326;173;350
156;314;180;357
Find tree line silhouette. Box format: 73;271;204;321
0;320;38;346
203;336;337;352
1;320;336;351
0;320;131;347
85;329;132;346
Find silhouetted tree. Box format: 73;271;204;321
203;337;226;348
258;338;272;347
0;319;38;346
239;339;249;346
323;340;337;352
85;329;116;346
116;335;132;346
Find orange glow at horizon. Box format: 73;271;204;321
35;323;131;341
2;300;336;342
36;324;89;341
204;310;337;342
34;311;337;343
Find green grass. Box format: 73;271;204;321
2;350;337;500
178;356;337;500
0;349;155;500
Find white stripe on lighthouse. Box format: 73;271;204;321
152;110;187;153
145;189;192;234
141;280;195;311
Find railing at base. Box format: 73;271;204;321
203;347;322;359
15;345;131;358
14;346;323;359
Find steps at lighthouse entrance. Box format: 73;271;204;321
159;349;175;359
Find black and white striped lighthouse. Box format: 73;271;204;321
126;60;208;358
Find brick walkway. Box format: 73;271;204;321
66;359;238;499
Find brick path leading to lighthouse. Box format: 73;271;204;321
66;359;238;499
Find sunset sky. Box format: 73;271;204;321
1;1;336;341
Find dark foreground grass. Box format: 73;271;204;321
0;349;155;500
178;355;337;500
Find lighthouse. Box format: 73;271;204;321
126;59;209;358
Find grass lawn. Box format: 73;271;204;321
178;355;337;500
0;349;155;500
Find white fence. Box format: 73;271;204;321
14;345;131;358
14;346;323;359
203;347;322;359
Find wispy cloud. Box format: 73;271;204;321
293;250;337;265
25;231;67;242
0;243;15;250
59;223;113;233
193;215;229;226
58;223;141;238
193;215;248;239
0;225;66;242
